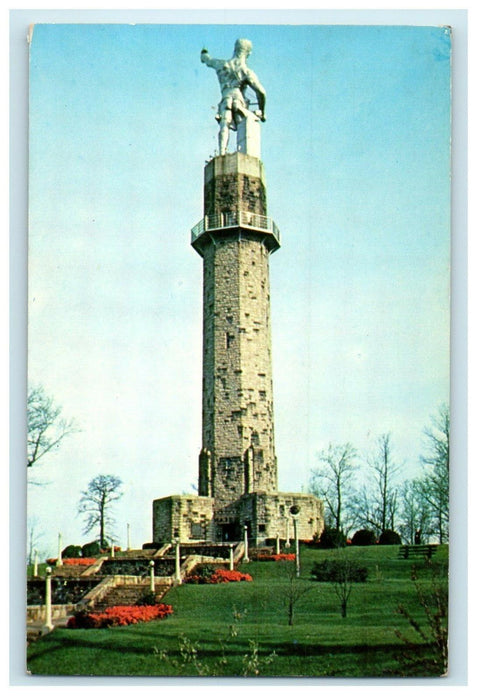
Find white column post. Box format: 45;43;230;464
33;550;38;577
149;560;155;593
243;525;249;563
229;543;234;571
43;567;53;632
293;518;300;577
57;533;63;567
174;539;182;584
276;532;280;555
285;517;291;548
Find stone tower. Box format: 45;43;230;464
152;41;324;545
192;150;280;538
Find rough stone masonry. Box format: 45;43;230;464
153;152;324;545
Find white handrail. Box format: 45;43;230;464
191;210;280;244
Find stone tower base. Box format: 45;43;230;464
152;491;324;546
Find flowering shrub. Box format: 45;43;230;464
210;569;252;583
255;553;296;562
185;565;252;584
67;603;173;629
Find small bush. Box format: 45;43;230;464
317;528;347;549
378;529;402;545
81;541;102;557
311;559;368;583
351;529;376;546
137;592;158;606
61;545;83;558
184;563;219;584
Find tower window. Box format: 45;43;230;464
226;332;235;348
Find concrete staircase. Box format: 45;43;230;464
92;583;170;611
52;564;92;577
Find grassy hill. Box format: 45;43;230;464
26;544;448;678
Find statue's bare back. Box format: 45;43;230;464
201;39;266;155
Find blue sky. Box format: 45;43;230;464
27;22;451;557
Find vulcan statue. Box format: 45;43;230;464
201;39;266;155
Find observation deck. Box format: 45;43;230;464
191;210;281;257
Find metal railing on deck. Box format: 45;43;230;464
191;210;280;244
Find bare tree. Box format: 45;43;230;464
417;405;449;544
369;433;401;535
350;433;400;536
78;475;123;546
27;385;77;478
309;443;358;535
398;478;432;545
27;516;44;566
280;561;314;626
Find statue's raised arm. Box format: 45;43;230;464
201;39;266;155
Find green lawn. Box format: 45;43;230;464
26;544;448;678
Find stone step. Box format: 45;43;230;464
52;565;90;577
93;583;170;611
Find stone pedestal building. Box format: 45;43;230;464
153;127;324;545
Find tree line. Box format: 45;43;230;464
27;384;449;549
309;405;449;545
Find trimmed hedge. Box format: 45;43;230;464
351;529;376;546
81;541;102;557
378;529;402;545
317;528;347;549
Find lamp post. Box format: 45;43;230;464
43;566;53;633
289;505;301;577
174;538;182;584
229;543;234;571
149;560;155;594
285;517;291;548
57;533;63;567
243;525;249;563
276;531;280;555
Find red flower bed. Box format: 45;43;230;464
209;569;252;583
46;557;98;567
67;603;173;629
255;553;296;561
63;558;98;566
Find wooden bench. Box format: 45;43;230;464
398;544;438;560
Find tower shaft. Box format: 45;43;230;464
192;152;280;510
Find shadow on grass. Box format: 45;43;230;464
27;627;436;667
